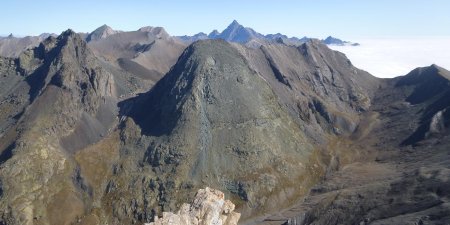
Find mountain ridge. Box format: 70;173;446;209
0;26;449;225
177;20;359;47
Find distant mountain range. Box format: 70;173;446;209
322;35;360;46
0;20;358;58
176;20;359;47
0;33;57;57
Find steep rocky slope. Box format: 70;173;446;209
109;39;324;223
0;30;124;224
259;65;450;225
233;40;379;144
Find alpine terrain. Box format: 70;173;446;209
0;22;449;225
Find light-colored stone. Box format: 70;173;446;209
147;187;240;225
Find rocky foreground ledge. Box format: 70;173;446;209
146;187;241;225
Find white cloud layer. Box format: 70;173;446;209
329;37;450;78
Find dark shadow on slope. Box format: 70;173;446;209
24;39;64;103
399;66;450;145
118;46;196;137
260;46;292;89
401;123;432;146
0;142;15;165
401;104;450;146
421;90;450;121
396;65;450;105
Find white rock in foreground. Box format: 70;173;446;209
147;187;241;225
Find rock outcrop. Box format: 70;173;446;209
148;187;240;225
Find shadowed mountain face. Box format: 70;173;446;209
0;27;449;225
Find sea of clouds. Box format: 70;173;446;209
329;37;450;78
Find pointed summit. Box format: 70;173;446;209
57;29;86;46
120;40;314;217
7;33;13;38
60;29;77;37
86;24;120;42
230;19;240;26
216;20;262;43
208;29;220;38
224;20;243;31
322;36;359;46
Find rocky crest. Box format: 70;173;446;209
0;29;120;225
148;187;240;225
86;24;121;42
178;20;358;47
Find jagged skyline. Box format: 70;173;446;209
1;0;450;38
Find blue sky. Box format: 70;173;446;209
1;0;450;39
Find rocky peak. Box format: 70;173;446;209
18;28;117;152
216;20;261;43
56;29;115;97
119;39;316;219
138;26;169;39
194;32;207;37
208;29;220;38
430;64;450;80
86;24;119;42
221;20;244;36
59;29;82;41
322;36;359;46
323;36;341;43
148;187;240;225
18;29;116;108
265;33;288;39
229;19;241;27
396;64;450;105
398;64;450;85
